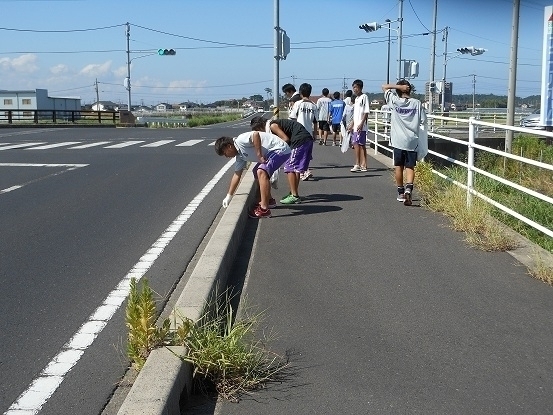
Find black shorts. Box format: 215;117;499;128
393;148;417;168
331;123;341;133
318;121;330;131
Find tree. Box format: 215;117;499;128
264;88;273;100
250;94;263;102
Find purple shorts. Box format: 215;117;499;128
252;149;290;179
351;131;367;146
283;140;314;173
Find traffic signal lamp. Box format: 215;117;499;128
457;46;486;56
158;48;176;56
359;22;381;32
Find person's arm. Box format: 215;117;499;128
269;123;290;143
382;83;410;94
222;168;243;207
251;131;265;163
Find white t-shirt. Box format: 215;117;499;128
233;131;290;171
353;93;371;131
290;99;318;135
316;96;332;121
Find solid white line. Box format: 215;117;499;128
104;141;144;148
0;143;46;151
25;142;80;150
175;139;204;146
0;185;22;194
69;142;111;149
141;140;175;147
4;159;235;415
0;163;88;168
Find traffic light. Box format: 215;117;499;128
158;48;176;56
429;82;436;93
457;46;486;56
359;22;380;32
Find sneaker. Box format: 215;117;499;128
280;193;301;204
318;140;324;145
268;198;277;208
360;166;368;172
396;194;406;202
350;165;361;172
403;191;412;206
248;206;271;218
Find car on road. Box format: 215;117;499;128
520;108;543;129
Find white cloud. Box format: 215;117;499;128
113;65;128;78
50;64;69;75
168;79;207;89
79;60;112;77
0;54;39;73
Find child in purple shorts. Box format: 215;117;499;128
250;116;313;205
350;79;370;172
214;131;290;218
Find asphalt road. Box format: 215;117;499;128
0;120;251;415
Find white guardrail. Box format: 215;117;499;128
367;110;553;239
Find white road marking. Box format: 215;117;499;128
3;158;235;415
69;141;111;149
141;140;175;147
0;143;46;151
0;163;89;195
25;142;80;150
104;141;144;148
176;139;204;146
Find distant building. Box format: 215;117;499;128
425;81;453;111
156;103;173;112
0;89;81;120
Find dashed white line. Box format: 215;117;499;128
25;142;80;150
0;143;46;151
176;139;204;146
104;141;145;148
141;140;176;147
69;141;111;149
3;158;235;415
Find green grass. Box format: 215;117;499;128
416;134;552;253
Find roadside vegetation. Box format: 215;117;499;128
415;134;553;284
126;279;288;401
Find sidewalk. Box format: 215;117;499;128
188;146;553;414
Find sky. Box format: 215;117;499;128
0;0;550;106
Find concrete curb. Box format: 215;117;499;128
117;167;256;415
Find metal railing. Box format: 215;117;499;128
0;109;119;125
367;110;553;239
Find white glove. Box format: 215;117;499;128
222;194;232;208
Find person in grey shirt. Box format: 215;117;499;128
382;79;427;206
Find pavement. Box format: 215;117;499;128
118;145;553;415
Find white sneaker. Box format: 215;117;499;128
350;165;361;172
360;166;368;172
397;194;406;202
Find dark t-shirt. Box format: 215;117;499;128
270;118;312;149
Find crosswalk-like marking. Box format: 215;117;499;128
176;139;204;146
0;142;47;151
104;141;145;148
70;141;111;149
141;140;175;147
25;142;80;150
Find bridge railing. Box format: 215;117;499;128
367;110;553;239
0;109;119;125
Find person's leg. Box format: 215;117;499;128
257;168;270;209
359;145;367;169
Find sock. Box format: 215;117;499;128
397;186;405;195
405;183;414;194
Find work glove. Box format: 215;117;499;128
222;194;232;208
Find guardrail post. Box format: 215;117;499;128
8;110;12;124
467;116;476;207
52;110;56;124
34;111;38;124
374;111;378;155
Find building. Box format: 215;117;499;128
425;81;453;111
0;89;81;120
91;100;117;111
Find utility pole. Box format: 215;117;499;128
397;0;404;80
505;0;520;153
428;0;438;113
125;22;131;112
471;74;476;113
95;78;100;107
273;0;279;119
441;26;449;112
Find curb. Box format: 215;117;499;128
117;167;256;415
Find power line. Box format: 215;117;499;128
0;23;124;33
